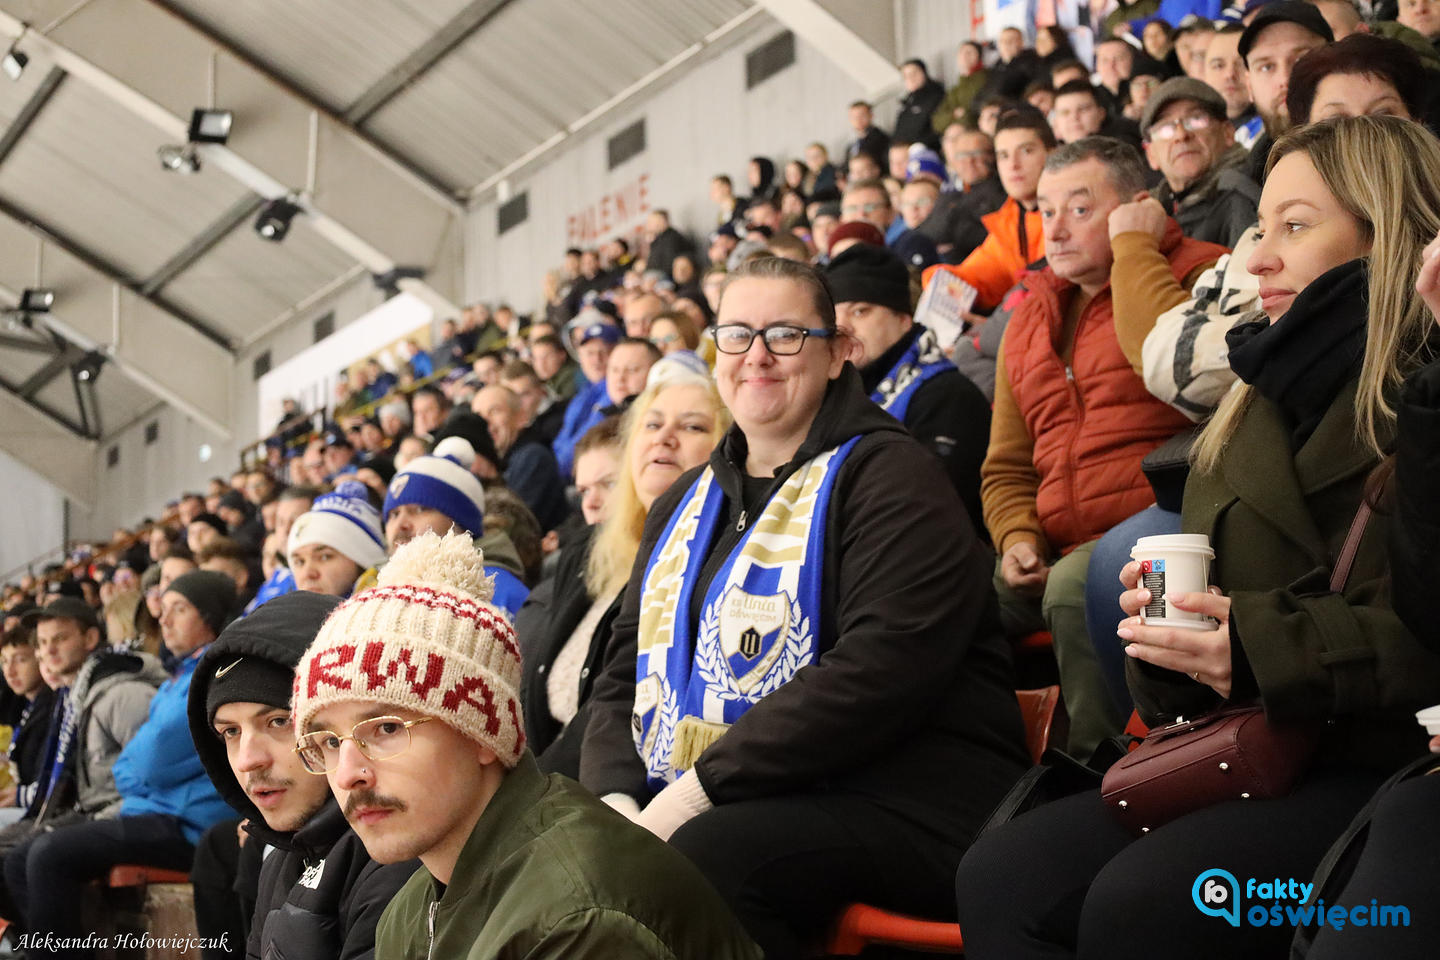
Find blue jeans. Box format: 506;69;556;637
1083;506;1182;716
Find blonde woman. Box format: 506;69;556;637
959;116;1440;960
518;362;729;778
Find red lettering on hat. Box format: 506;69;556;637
361;641;446;700
440;675;502;735
508;698;525;753
307;644;357;698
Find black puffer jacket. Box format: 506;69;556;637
1393;355;1440;652
581;366;1029;853
186;592;419;960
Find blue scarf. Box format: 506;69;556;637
633;437;860;791
871;326;954;421
39;684;78;816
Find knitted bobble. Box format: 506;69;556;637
434;436;476;466
379;529;495;603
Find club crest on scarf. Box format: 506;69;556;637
873;326;954;421
633;437;859;790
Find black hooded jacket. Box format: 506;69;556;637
894;77;947;149
581;366;1029;855
187;592;419;960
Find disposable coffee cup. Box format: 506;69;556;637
1416;706;1440;736
1130;534;1216;629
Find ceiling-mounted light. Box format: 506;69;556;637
73;350;106;383
19;288;53;313
255;197;302;242
157;142;201;174
1;47;26;82
188;108;233;144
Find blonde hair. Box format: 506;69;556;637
103;589;142;651
585;376;731;599
1193;116;1440;473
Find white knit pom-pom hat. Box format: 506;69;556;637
291;529;525;767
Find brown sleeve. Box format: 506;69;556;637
1110;231;1221;376
980;335;1047;556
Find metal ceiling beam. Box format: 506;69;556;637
0;67;66;167
140;192;265;296
0;195;235;351
0;331;58;353
17;344;77;398
752;0;900;97
344;0;515;124
146;0;467;201
0;379;98;507
0;371;90;439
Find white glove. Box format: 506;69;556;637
633;771;713;841
601;793;643;820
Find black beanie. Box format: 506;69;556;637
191;512;228;536
164;570;238;638
824;243;913;316
205;656;293;726
432;411;503;471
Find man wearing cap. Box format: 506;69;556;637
291;530;761;960
1141;77;1260;246
826;244;992;538
1239;0;1334;181
379;437;530;619
551;322;623;478
287;481;389;599
320;426;359;482
1;573;234;953
188;591;419;958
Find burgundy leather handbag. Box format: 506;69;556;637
1101;501;1372;836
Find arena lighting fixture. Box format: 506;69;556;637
19;288;53;313
157;142;201;174
1;47;26;82
188;108;233;144
254;197;302;242
73;350;106;383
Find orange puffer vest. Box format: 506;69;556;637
1006;222;1223;553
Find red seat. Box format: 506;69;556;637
107;865;191;887
822;686;1062;956
1015;630;1053;653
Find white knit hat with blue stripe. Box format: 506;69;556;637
288;480;388;570
382;436;486;537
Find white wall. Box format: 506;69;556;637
463;11;973;311
0;449;68;582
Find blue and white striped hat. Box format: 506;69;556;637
287;480;388;570
382;436;486;538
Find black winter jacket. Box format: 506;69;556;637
186;593;419;960
858;326;992;542
517;525;621;778
1392;356;1440;652
894;79;947;149
581;366;1029;853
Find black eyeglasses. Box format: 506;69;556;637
711;324;832;356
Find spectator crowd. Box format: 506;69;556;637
2;0;1440;957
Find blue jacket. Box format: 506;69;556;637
489;569;531;622
552;378;611;478
113;649;231;844
245;566;295;616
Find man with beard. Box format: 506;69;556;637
188;592;419;958
1239;1;1333;182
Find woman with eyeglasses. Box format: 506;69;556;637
581;256;1030;958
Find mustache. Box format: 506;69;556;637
344;788;408;819
245;775;294;793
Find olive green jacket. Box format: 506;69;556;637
1101;0;1161;41
1127;381;1440;773
375;753;761;960
931;70;989;134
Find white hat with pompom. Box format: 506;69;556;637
291;529;525;766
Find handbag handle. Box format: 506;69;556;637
1329;500;1373;594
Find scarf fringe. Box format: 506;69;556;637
672;717;730;773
